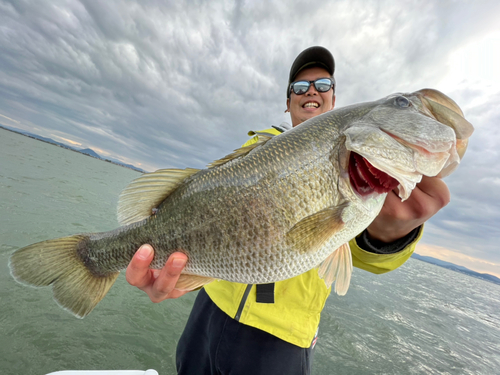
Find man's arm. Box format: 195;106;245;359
366;176;450;243
350;175;450;274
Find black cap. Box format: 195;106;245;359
287;46;335;98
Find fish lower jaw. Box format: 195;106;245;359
348;152;399;196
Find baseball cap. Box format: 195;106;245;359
287;46;335;98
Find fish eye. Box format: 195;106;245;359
395;96;410;108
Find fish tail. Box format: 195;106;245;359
9;235;119;318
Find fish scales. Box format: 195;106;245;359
155;125;342;282
81;119;344;283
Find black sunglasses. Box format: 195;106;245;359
289;77;335;96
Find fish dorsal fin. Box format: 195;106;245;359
117;168;200;225
208;134;272;169
317;242;353;295
286;202;349;254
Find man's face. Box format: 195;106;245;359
286;67;336;127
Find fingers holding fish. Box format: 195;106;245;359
366;176;450;243
126;245;189;302
412;175;451;211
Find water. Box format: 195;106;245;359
1;128;499;375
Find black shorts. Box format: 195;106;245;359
176;288;314;375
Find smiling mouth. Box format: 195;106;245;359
303;102;319;108
348;152;399;196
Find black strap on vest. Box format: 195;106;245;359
256;283;275;303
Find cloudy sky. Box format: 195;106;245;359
1;0;499;276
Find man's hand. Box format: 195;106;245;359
367;176;450;243
126;244;189;302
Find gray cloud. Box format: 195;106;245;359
1;0;499;269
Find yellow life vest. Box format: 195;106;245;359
204;127;422;348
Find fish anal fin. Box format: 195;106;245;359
317;242;353;295
208;135;272;168
175;274;215;291
287;202;349;254
117;168;200;226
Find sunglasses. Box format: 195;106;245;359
289;77;335;96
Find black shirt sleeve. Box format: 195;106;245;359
355;226;422;255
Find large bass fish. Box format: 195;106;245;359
9;89;474;318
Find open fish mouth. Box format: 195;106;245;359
348;152;399;196
344;88;474;200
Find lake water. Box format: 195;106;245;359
1;128;499;375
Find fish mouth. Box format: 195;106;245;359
348;152;399;196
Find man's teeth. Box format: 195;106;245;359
303;102;319;108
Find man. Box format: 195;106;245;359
126;46;450;374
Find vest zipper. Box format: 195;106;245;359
234;284;253;321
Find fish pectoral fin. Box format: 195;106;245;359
175;274;215;291
317;242;353;295
208;135;272;168
286;202;349;255
117;168;200;226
